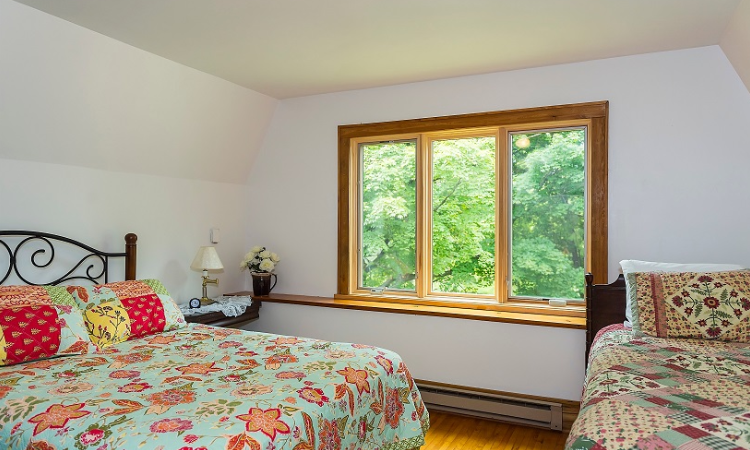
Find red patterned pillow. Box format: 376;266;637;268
629;270;750;342
0;304;96;366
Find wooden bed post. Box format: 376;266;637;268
585;272;595;365
585;272;626;366
125;233;138;280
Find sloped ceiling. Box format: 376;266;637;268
721;0;750;93
0;0;277;184
13;0;745;99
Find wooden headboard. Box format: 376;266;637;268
0;231;137;285
585;272;626;363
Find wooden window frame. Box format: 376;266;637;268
337;101;608;317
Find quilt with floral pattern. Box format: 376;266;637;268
0;324;429;450
566;324;750;449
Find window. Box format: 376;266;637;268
430;133;496;296
509;128;586;301
360;139;417;291
338;102;608;312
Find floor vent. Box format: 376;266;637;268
416;381;563;431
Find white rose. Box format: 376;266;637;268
259;259;275;272
244;252;255;260
259;250;271;258
270;253;280;263
251;246;262;253
240;261;248;270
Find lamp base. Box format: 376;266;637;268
199;274;219;306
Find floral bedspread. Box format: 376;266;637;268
567;324;750;449
0;325;429;450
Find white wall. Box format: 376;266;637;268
722;0;750;94
0;0;278;299
0;0;277;184
251;303;582;401
0;159;250;301
247;46;750;400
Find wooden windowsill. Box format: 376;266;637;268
247;292;585;329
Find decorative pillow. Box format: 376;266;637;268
67;280;185;347
140;279;171;296
0;304;96;366
628;270;750;342
83;301;132;348
0;285;77;308
620;260;744;324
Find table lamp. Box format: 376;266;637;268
190;246;224;305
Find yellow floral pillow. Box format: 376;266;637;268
83;301;132;348
69;280;186;348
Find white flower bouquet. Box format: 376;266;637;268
240;246;280;273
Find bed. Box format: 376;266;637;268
567;270;750;449
0;231;429;450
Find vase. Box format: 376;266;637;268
251;272;277;297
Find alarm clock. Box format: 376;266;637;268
189;298;202;309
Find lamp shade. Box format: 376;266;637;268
190;246;224;271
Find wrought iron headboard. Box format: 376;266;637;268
0;231;137;286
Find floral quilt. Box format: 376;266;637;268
567;324;750;449
0;324;429;450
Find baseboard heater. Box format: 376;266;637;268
416;381;563;431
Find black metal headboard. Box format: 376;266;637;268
0;231;137;286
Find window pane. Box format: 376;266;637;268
360;140;417;291
510;129;585;300
432;137;496;294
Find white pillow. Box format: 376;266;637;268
619;260;745;323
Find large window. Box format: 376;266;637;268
338;102;608;311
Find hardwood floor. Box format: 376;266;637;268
421;410;569;450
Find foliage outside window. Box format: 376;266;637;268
338;102;608;312
510;129;585;300
431;136;496;296
360;140;417;291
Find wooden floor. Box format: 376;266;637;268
421;411;568;450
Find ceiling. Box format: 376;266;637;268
14;0;743;99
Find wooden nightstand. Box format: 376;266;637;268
183;293;261;328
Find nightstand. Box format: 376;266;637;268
182;293;261;328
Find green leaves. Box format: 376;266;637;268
511;129;585;300
511;237;583;299
361;141;417;290
431;137;495;294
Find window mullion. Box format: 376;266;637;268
416;134;430;298
497;128;509;304
353;141;363;294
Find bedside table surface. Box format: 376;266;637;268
183;295;261;328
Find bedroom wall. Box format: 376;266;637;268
246;45;750;401
0;0;277;184
0;0;278;300
0;159;250;301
